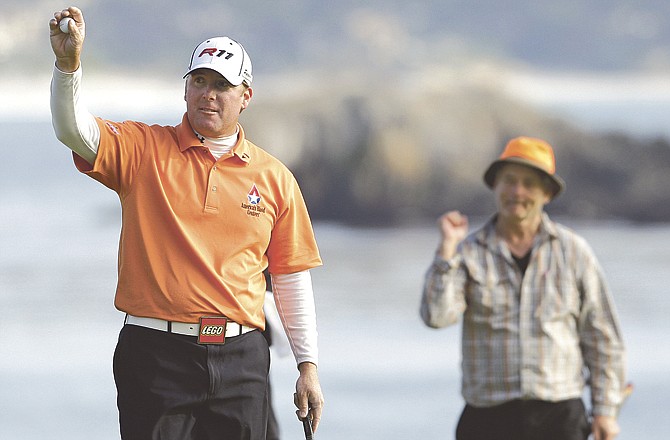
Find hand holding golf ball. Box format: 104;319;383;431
50;8;84;73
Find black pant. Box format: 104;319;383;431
113;325;270;440
261;321;280;440
456;398;591;440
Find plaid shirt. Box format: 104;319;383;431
421;213;626;417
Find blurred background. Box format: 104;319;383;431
1;0;669;438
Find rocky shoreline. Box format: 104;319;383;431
242;71;670;225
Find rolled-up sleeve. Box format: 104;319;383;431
420;254;467;328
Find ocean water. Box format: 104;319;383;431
1;120;669;439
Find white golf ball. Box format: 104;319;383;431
59;17;73;34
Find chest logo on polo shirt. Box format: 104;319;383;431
247;184;261;205
240;183;266;218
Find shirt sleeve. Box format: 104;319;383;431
420;253;468;328
270;270;319;366
576;242;627;417
266;175;322;274
50;66;100;164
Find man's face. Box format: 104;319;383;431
493;163;552;223
184;69;252;138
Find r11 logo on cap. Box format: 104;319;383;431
198;48;235;60
198;317;227;344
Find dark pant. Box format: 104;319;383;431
113;325;270;440
261;322;280;440
456;398;591;440
265;381;280;440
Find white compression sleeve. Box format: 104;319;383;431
50;66;100;164
270;270;319;366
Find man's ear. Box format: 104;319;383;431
240;86;253;112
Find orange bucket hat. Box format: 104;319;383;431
483;136;565;198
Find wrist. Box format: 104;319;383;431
298;361;317;374
55;56;80;73
437;241;458;260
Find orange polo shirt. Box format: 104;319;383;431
73;114;322;328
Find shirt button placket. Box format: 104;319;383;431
204;165;221;212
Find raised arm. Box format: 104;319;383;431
420;211;469;328
49;6;99;165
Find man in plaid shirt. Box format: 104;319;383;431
421;137;626;440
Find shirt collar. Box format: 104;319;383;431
476;212;558;253
176;114;252;164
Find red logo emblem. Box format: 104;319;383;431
247;184;261;205
198;317;227;344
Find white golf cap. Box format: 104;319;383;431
183;37;253;86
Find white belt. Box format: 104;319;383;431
124;315;255;338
